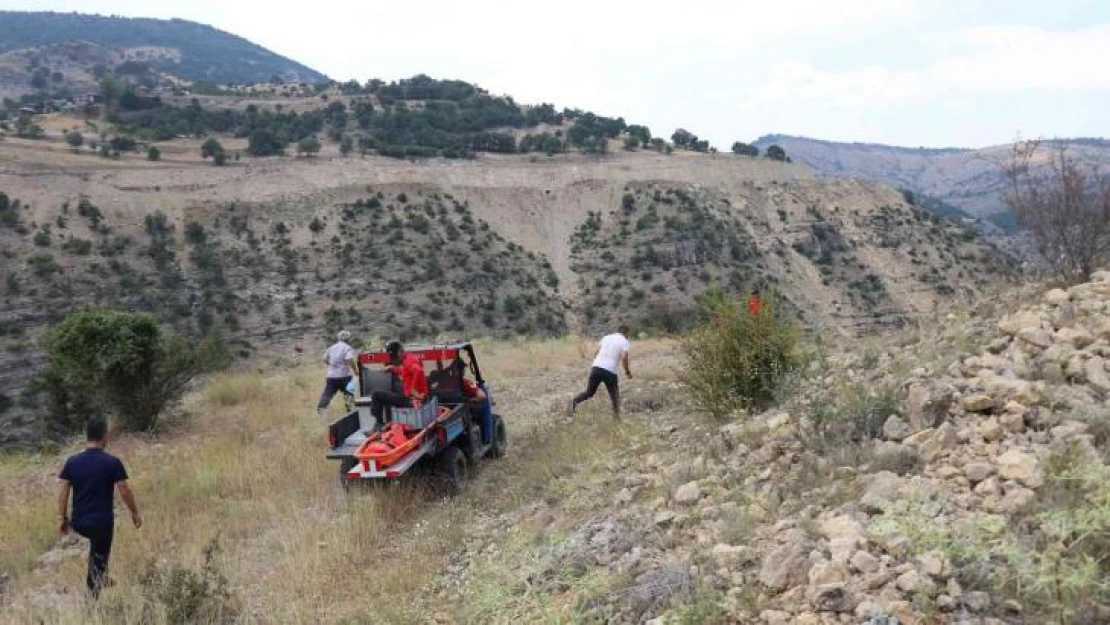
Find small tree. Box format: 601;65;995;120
731;141;759;157
298;136;321;157
65;131;84;150
339;135;354;156
1003;140;1110;283
37;309;225;434
765;145;788;161
201;137;224;160
213;151;228;166
147;146;161;161
680;288;801;418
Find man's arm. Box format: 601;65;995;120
57;480;71;535
622;351;632;378
117;481;142;529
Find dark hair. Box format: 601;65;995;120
618;324;630;336
751;289;761;296
385;340;403;364
86;418;107;441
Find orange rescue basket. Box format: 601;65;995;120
353;406;453;469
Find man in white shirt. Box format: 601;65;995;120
569;325;632;418
317;330;359;417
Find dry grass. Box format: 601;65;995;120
0;337;672;624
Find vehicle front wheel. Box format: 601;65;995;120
431;445;468;497
487;414;507;459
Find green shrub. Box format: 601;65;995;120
36;309;227;434
680;289;801;417
140;538;238;625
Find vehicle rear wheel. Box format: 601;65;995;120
431;445;468;497
487;414;507;459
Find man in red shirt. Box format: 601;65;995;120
747;289;764;316
370;341;428;424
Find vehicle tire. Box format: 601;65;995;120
432;445;468;497
339;457;357;491
487;414;508;459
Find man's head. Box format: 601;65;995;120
385;340;404;365
618;324;630;337
337;330;352;343
86;417;107;444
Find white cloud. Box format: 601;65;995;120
752;62;923;108
931;25;1110;92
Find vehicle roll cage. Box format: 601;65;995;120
357;342;484;386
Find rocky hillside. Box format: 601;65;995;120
0;133;1021;446
5;275;1107;623
433;275;1110;624
754;134;1110;235
0;11;325;90
570;180;1013;333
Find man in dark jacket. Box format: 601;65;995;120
57;418;142;597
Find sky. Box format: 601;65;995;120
2;0;1108;149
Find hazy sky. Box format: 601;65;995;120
3;0;1108;148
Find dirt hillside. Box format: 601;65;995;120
0;128;1018;448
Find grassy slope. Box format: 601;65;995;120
0;338;677;624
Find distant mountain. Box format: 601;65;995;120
753;134;1110;234
0;11;327;85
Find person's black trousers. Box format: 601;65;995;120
370;390;412;422
71;522;113;597
317;376;352;409
573;366;620;415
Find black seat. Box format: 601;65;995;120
356;370;400;406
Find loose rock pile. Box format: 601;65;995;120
430;275;1110;624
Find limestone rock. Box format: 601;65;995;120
849;550;880;574
1044;288;1070;306
904;382;955;430
962;394;996;413
673;481;701;505
999;412;1025;434
711;543;754;568
882;415;913;442
998;311;1045;336
759;538;814;591
997;449;1043;488
979;418;1002;442
918;551;947;578
1017;327;1054;350
759;610;793;625
810;582;856;613
860;471;903;514
964;462;994;483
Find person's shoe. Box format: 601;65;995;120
566;400;576;417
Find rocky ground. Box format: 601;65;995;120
415;275;1110;624
4;276;1108;624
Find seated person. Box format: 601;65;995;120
369;341;428;425
461;373;486;404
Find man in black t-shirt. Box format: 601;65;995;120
57;418;142;597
